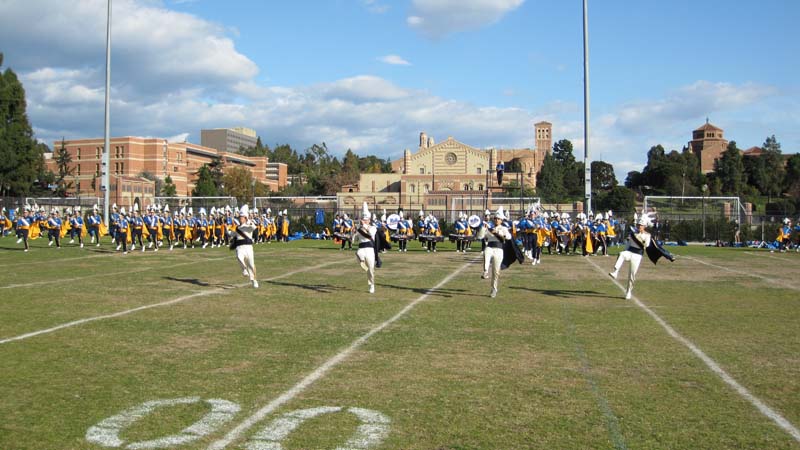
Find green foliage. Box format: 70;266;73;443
0;58;44;196
221;166;255;204
590;160;617;191
595;186;635;213
192;165;219;197
161;175;177;196
535;152;565;203
53;138;73;197
713;141;746;195
552;139;583;197
784;153;800;196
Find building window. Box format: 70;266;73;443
177;153;182;161
463;184;469;190
120;163;124;174
96;147;101;159
76;164;81;176
76;148;81;160
76;181;80;192
410;184;416;193
478;184;484;191
95;164;100;176
173;166;178;172
419;167;425;175
477;167;482;175
424;184;430;193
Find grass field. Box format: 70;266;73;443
1;236;799;449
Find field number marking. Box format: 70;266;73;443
86;397;240;449
245;406;390;450
86;401;389;450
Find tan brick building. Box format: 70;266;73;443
44;136;287;209
688;121;728;173
338;122;552;215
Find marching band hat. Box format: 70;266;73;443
112;203;118;210
120;207;127;216
164;204;170;213
239;204;249;217
494;206;506;220
361;202;371;221
638;212;654;227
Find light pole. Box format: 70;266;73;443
582;0;592;216
102;0;112;226
702;183;708;241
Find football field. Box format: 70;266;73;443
1;238;799;449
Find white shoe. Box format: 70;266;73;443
203;243;208;248
148;242;153;249
481;272;489;280
625;291;632;300
490;289;497;298
243;270;249;277
123;251;128;255
48;241;53;246
141;247;145;252
369;284;375;294
170;245;174;251
154;247;158;252
17;238;22;244
69;239;75;244
131;244;136;250
24;249;28;252
252;280;259;288
609;271;618;280
183;244;187;249
80;243;84;248
96;243;100;247
116;244;121;251
91;237;95;243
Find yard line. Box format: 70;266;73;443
0;256;229;290
207;261;474;450
682;255;800;291
0;252;118;268
0;260;343;345
745;251;800;263
585;257;800;444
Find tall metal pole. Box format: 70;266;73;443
102;0;112;225
582;0;592;215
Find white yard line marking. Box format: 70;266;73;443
207;261;473;450
745;251;800;263
0;256;229;290
0;252;118;268
585;257;800;444
0;260;343;345
682;255;800;292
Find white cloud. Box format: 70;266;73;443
407;0;525;38
378;55;412;66
362;0;390;14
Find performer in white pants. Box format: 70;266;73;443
478;207;512;298
353;202;377;294
609;213;653;299
230;204;258;288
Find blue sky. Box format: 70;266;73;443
1;0;798;181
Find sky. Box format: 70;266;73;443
1;0;798;181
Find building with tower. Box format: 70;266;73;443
688;121;729;173
337;122;553;215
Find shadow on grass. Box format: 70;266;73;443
163;276;234;289
266;279;345;294
509;286;615;300
377;283;469;299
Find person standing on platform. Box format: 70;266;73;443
496;160;505;185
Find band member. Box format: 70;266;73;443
609;213;653;299
109;204;120;244
47;209;63;248
396;211;410;252
229;204;258;288
16;208;31;252
454;213;469;253
593;214;608;256
130;207;145;251
115;207;130;254
144;206;160;251
478;207;512;298
424;213;440;252
480;209;491;254
161;205;175;250
778;218;792;252
353;202;377;294
417;210;427;249
340;213;353;250
88;205;102;246
0;207;7;237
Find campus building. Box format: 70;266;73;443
44;136;287;209
201;127;258;154
688;121;729;173
337;122;553;215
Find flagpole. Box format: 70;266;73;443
582;0;592;215
102;0;112;225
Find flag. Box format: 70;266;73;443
500;239;525;270
646;240;675;265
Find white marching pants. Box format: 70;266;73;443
484;246;503;293
613;250;642;294
236;245;256;281
356;247;376;288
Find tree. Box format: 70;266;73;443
784;153;800;197
591;160;617;191
192;165;218;197
161;175;177;196
714;141;746;195
221;166;254;204
552;139;582;197
596;186;635;213
241;136;269;157
139;171;163;197
53;138;73;197
536;152;565;203
0;54;44;196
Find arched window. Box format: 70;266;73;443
463;184;470;191
478;184;484;191
410;184;416;193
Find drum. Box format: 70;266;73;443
386;213;401;230
419;234;444;243
467;215;482;228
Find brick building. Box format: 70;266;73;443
44;136;287;209
688;121;729;173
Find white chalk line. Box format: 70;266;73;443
745;250;800;263
207;261;474;450
682;255;800;292
0;260;343;345
0;256;230;290
585;257;800;444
